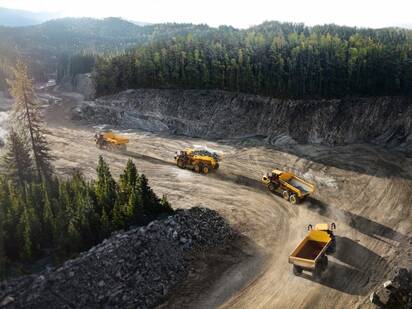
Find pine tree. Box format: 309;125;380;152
119;159;138;195
1;130;34;188
42;185;56;246
0;182;7;278
159;195;174;215
20;206;32;260
100;208;110;239
5;181;25;260
7;60;53;180
137;174;159;216
128;187;143;224
112;202;126;230
95;156;117;215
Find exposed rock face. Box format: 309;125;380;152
0;207;233;309
57;73;96;100
73;89;412;149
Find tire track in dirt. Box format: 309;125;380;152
42;92;412;309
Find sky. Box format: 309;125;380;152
0;0;411;29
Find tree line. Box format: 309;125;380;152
0;62;173;279
92;21;412;98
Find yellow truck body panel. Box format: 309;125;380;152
262;169;315;199
288;230;331;270
102;132;129;145
185;148;219;169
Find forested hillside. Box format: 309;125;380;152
1;18;412;97
94;22;412;98
0;17;214;88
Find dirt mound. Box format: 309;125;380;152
0;207;233;309
73;89;412;149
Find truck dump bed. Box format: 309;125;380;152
103;132;129;145
289;230;331;270
295;240;328;260
279;172;315;197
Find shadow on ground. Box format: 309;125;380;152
305;198;410;244
299;236;388;295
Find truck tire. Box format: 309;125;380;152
327;240;336;255
194;164;201;173
293;266;303;276
289;194;298;204
282;190;290;201
321;255;328;271
203;165;209;174
313;267;322;279
268;183;277;192
177;159;185;168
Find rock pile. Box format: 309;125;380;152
0;207;233;309
370;267;412;308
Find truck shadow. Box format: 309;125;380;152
218;139;412;181
125;150;176;167
301;236;388;295
305;198;410;244
210;172;266;192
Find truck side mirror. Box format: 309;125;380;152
307;224;313;231
331;223;336;230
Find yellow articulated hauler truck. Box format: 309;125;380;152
262;169;315;204
95;132;129;151
174;148;220;174
289;223;336;278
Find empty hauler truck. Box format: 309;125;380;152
261;169;315;204
289;223;336;278
95;131;129;152
175;147;221;174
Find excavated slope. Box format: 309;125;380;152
75;89;412;149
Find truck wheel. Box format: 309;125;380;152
203;165;209;174
321;256;328;271
268;183;277;192
282;190;290;201
289;194;298;204
194;164;201;173
293;266;303;276
313;267;322;279
177;159;185;168
327;241;336;255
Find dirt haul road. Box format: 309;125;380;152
43;92;412;309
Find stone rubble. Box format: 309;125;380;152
0;207;233;309
370;267;412;308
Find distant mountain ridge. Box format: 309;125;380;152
0;7;59;27
0;7;151;28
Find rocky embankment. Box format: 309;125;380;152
73;89;412;149
57;73;96;100
0;207;233;309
